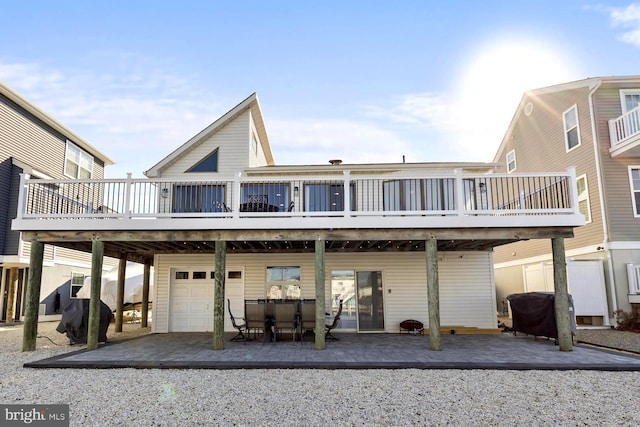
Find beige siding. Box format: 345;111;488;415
494;87;603;263
21;240;54;262
249;112;269;167
153;251;496;333
593;83;640;241
159;111;251;180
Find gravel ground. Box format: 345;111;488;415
1;322;639;426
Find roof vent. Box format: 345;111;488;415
329;159;342;165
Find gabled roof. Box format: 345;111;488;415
0;80;115;165
145;93;274;177
492;75;640;162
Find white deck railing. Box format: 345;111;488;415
626;263;640;294
13;168;584;231
609;105;640;149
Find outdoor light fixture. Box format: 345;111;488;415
161;188;169;199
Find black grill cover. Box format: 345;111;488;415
507;292;575;339
56;299;113;344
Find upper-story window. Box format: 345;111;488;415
620;89;640;114
628;167;640;217
64;141;93;179
187;149;218;173
576;174;591;224
251;134;258;154
506;149;517;173
563;105;581;152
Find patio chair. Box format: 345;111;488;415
227;299;247;342
245;301;266;340
325;299;343;341
273;300;298;342
299;299;316;342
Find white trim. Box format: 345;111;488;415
576;174;592;224
494;245;606;269
563;104;581;152
627;165;640;217
619;89;640;114
506;149;516;173
606;241;640;250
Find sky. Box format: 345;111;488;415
1;1;640;178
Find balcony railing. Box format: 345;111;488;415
609;105;640;150
13;168;583;231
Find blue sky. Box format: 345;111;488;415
1;1;640;177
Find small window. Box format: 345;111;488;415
175;271;189;280
64;141;93;179
563;105;581;151
187;149;218;173
266;266;301;300
251;134;258;154
193;271;207;279
506;150;516;173
70;272;85;298
620;89;640;114
228;271;242;279
628;167;640;217
576;174;591;223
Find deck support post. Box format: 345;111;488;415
87;240;104;350
141;261;151;328
552;237;573;351
115;256;127;332
22;241;44;351
5;267;19;325
426;238;442;351
315;238;326;350
213;240;226;350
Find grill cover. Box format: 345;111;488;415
56;299;113;344
507;292;575;339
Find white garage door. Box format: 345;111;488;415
169;268;245;332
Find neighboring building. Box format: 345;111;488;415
13;93;584;338
493;76;640;327
0;81;116;322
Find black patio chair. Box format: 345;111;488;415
227;299;248;342
325;299;343;341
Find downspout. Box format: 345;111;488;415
588;81;618;323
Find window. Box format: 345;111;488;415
70;272;85;298
64;141;93;179
193;271;207;279
628;167;640;217
174;184;226;212
576;175;591;223
241;182;290;211
266;266;301;300
304;183;356;212
175;271;189;280
187;149;218;173
620;89;640;113
506;150;517;173
251;134;258;154
383;179;455;211
563;105;581;151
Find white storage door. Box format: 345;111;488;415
567;261;608;322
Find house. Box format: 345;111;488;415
0;81;116;324
13;93;584;351
492;75;640;327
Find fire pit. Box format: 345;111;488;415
400;319;424;335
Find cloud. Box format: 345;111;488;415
0;58;222;177
610;3;640;47
364;93;456;128
268;118;417;165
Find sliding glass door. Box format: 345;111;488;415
356;271;384;332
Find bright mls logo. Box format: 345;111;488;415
1;405;68;426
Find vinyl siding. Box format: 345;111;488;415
494;86;603;263
1;92;106;261
158;111;251;180
153;251;496;333
249;112;269;167
592;83;640;241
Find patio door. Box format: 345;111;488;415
356;271;384;332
